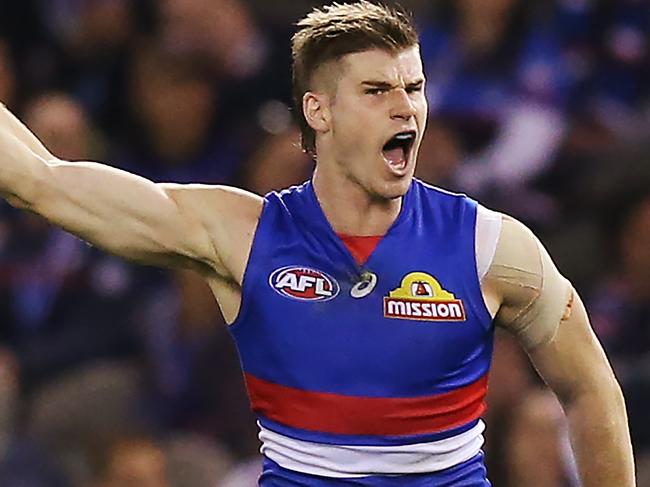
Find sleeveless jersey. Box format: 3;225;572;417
228;179;494;485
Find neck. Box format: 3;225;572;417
312;164;403;236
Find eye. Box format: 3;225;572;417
406;84;423;94
365;88;387;95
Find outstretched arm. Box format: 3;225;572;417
484;215;635;487
0;102;262;278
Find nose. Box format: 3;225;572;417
390;89;417;120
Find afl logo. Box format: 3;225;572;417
269;266;340;302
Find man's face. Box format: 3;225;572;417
313;46;427;200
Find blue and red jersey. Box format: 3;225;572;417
229;179;494;485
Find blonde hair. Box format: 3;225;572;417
292;1;418;156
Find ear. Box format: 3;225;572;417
302;91;330;134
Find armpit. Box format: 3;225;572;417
485;216;573;351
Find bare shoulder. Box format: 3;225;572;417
160;183;264;283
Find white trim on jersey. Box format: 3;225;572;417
258;419;485;478
475;205;502;283
475;205;502;282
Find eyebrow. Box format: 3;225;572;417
361;79;425;89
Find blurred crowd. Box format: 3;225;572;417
0;0;649;486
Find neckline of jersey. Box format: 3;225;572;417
302;179;416;270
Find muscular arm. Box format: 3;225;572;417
0;102;262;278
483;216;635;486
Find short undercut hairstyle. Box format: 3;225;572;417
292;1;419;156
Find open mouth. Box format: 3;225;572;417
382;131;416;171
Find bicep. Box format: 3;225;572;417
35;160;224;273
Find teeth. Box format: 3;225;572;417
395;132;415;141
382;131;416;155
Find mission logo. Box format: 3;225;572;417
269;266;340;302
384;272;466;322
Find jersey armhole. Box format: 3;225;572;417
474;205;502;321
227;196;270;330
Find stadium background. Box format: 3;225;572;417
0;0;649;485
